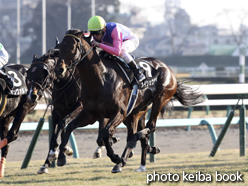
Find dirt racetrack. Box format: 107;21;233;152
5;126;247;162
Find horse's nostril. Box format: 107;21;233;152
31;95;37;102
55;67;64;76
59;68;64;73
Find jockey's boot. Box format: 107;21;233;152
0;70;14;92
128;60;145;83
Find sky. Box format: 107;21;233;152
119;0;248;29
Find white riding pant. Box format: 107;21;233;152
119;34;139;64
0;46;9;68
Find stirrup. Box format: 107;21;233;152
135;73;145;83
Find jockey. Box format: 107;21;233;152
0;43;14;91
88;15;145;83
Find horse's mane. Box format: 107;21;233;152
65;28;92;45
32;49;59;65
46;49;59;59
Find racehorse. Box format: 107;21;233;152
27;45;121;174
54;29;203;173
0;64;37;178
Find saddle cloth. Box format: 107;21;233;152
2;65;28;96
99;51;159;116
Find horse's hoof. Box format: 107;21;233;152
48;150;58;162
135;165;146;172
65;146;73;156
93;146;105;159
152;146;160;154
112;136;120;144
128;150;134;158
112;164;122;173
57;156;66;167
156;147;161;154
93;152;101;159
37;165;48;174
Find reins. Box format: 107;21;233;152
54;67;76;91
47;75;80;107
41;74;81;122
42;33;92;110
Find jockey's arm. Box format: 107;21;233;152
99;27;122;56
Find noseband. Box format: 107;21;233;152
64;34;93;70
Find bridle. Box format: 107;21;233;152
28;60;56;95
64;34;93;70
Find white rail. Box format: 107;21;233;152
190;84;248;95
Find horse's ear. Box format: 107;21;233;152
33;54;37;59
78;31;84;38
55;37;60;49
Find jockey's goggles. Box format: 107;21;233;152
90;30;103;36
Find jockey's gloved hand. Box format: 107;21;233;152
0;70;14;91
5;76;14;90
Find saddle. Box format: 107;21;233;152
99;51;159;89
1;65;28;96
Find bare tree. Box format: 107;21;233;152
219;9;248;46
164;0;196;55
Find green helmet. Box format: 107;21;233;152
0;43;2;51
88;16;106;31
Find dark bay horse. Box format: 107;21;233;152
27;46;121;174
27;48;84;174
54;29;203;173
0;64;37;178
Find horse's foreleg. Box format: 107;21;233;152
58;103;83;158
111;113;142;173
0;141;6;178
0;143;9;178
0;118;12;178
0;138;7;149
57;111;92;167
37;116;61;174
57;122;76;167
94;118;120;159
48;120;65;161
0;157;6;178
37;126;63;175
93;137;120;159
102;136;122;164
101;113;123;165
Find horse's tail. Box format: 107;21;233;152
173;80;204;107
160;80;204;119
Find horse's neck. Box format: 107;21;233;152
80;59;108;89
79;53;107;88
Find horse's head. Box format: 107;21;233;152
27;49;59;104
55;29;92;78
